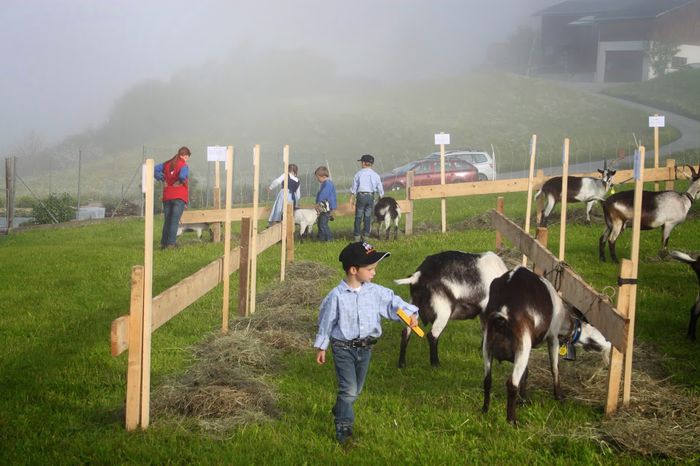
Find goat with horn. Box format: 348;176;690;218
599;164;700;263
535;160;616;226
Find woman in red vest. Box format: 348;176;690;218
154;146;191;249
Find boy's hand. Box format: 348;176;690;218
316;349;326;365
409;314;419;328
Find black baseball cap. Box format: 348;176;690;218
358;154;375;164
339;241;390;269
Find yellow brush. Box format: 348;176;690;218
396;308;425;338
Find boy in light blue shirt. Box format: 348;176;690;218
350;154;384;241
314;241;419;446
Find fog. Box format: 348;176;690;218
1;0;559;155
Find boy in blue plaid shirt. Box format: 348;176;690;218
314;241;419;446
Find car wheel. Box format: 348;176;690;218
478;173;488;181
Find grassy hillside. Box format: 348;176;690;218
1;184;699;463
13;57;679;202
602;68;700;121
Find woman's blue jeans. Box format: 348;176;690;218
161;199;186;247
331;342;372;437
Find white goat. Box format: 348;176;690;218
669;250;700;341
394;251;508;368
294;200;330;242
177;222;212;240
599;165;700;262
535;164;616;226
481;266;611;425
373;197;401;240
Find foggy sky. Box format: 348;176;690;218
0;0;559;154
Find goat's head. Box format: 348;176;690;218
597;160;617;190
315;200;331;214
684;164;699;180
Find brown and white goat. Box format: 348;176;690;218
599;165;700;262
480;266;611;425
373;197;401;240
394;251;508;368
669;250;700;341
535;164;616;226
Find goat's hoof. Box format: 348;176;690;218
481;406;489;414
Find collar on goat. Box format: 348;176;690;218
685;192;696;203
569;318;582;345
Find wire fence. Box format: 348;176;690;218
3;134;698;229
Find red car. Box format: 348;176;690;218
380;156;479;191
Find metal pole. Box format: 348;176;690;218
76;148;82;220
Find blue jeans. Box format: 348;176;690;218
161;199;186;247
317;212;332;241
353;193;374;238
331;342;372;436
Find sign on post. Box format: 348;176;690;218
207;146;227;162
434;133;450;145
434;132;450;233
648;115;665;128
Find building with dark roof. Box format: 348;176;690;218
535;0;700;82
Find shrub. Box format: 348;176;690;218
31;193;76;224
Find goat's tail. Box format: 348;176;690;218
394;271;421;286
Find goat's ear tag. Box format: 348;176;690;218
559;344;567;357
610;187;616;194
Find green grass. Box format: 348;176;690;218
602;69;700;121
1;188;699;464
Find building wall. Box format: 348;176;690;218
653;1;700;45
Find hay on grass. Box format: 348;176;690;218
524;342;700;459
152;261;333;432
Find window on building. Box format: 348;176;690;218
672;56;688;69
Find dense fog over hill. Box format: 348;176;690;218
2;0;559;158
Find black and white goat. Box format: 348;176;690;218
373;197;401;240
480;266;611;425
294;200;330;242
669;250;700;341
599;165;700;263
394;251;508;368
535;164;616;226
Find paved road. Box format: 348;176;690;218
500;84;700;180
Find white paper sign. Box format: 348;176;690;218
207;146;227;162
633;150;641;181
434;133;450;145
648;115;665;128
141;163;147;193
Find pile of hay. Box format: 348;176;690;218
527;342;700;459
152;261;335;432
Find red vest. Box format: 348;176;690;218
162;157;189;203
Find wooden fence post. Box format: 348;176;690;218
665;159;675;191
285;203;294;264
405;171;414;236
533;227;548;276
125;265;144;431
212;161;221;242
221;146;234;333
140;159;154;429
238;217;252;317
495;196;504;251
605;259;633;415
